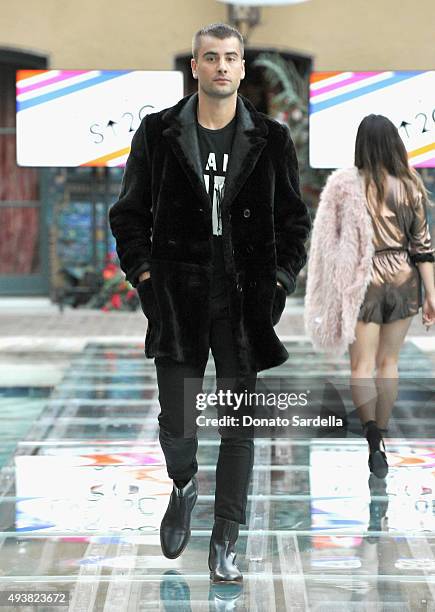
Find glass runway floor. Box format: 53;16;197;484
0;340;434;611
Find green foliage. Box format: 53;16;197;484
253;52;330;207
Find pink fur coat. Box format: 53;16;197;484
304;167;375;355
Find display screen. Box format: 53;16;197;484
309;71;435;168
309;440;435;538
16;70;184;167
14;448;171;536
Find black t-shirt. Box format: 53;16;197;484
197;116;236;294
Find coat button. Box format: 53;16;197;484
243;208;251;218
246;245;253;254
236;283;243;292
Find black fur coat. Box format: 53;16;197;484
109;92;311;375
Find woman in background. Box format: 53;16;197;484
305;114;435;478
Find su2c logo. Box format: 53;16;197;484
89;105;155;144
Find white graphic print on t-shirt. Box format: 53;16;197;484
203;152;229;236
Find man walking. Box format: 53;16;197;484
109;23;311;583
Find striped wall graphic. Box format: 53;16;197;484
310;71;418;114
309;71;435;168
16;70;183;167
17;70;129;112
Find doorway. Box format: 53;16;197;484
0;49;49;295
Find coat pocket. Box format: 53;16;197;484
136;278;157;321
272;284;286;326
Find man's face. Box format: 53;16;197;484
191;35;245;99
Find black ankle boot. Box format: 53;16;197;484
208;517;243;584
363;420;388;479
160;476;198;559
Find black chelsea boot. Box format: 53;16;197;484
160;476;198;559
208;517;243;583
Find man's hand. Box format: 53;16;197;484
138;271;151;282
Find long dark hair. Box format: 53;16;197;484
354;114;429;208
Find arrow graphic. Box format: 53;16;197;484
107;119;117;135
400;120;411;138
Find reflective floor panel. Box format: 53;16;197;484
0;340;434;611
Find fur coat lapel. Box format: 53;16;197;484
161;92;268;213
304;167;375;355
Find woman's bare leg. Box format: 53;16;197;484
349;321;381;425
375;316;414;430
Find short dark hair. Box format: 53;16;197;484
192;23;244;61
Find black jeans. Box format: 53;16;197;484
155;285;257;525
